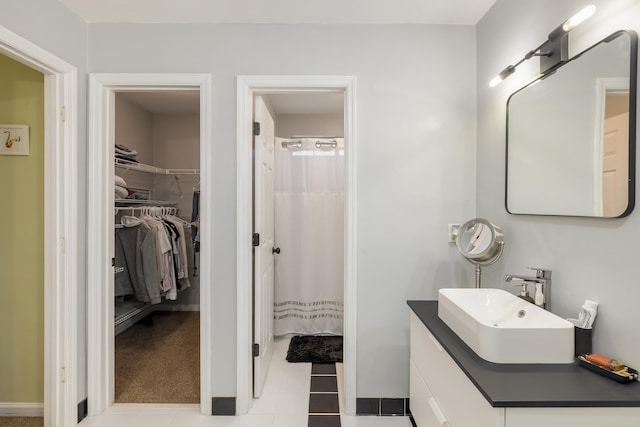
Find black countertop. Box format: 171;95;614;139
408;300;640;408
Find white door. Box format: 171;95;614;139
253;96;276;397
602;111;629;217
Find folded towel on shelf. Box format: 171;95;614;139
127;192;148;200
115;185;128;199
116;155;139;163
115;144;138;157
115;175;127;187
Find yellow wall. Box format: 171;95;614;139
0;54;44;402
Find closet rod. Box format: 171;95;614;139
114;206;178;215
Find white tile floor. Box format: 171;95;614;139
79;337;411;427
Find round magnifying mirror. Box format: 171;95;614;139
456;218;504;288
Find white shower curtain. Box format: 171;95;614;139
273;138;344;336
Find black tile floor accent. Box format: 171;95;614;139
309;363;341;426
309;393;340;413
311;376;339;393
381;397;405;415
212;397;236;416
309;414;342;427
312;363;337;375
355;397;379;415
77;398;88;423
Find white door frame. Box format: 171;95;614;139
0;26;79;427
236;76;358;415
86;73;213;415
592;77;630;215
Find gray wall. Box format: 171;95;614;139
477;0;640;370
152;114;201;307
88;23;477;398
0;0;89;402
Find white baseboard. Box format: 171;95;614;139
0;402;44;417
154;304;200;312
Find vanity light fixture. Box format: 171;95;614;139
489;5;596;87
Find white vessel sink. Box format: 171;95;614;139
438;288;574;364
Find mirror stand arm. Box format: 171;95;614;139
464;242;505;288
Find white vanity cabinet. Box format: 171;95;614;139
409;311;640;427
410;312;503;427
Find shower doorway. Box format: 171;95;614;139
236;76;357;415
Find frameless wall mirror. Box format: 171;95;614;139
506;30;638;217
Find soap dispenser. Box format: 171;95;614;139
534;283;544;307
515;282;534;304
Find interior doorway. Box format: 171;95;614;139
87;74;213;416
252;93;346;399
236;76;357;415
112;90;202;404
0;25;78;427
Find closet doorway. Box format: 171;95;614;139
236;76;357;415
113;90;201;404
87;74;213;416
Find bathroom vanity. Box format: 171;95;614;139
408;301;640;427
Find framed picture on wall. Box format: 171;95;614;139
0;124;29;156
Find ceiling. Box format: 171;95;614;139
57;0;496;24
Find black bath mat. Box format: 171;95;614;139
286;335;343;363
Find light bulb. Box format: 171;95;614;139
489;75;503;87
489;65;516;87
563;5;596;32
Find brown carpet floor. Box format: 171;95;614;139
115;310;200;403
0;418;43;427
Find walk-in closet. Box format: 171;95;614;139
113;90;201;404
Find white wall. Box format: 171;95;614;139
477;0;640;370
115;95;155;190
275;113;344;138
0;0;89;404
88;23;477;398
115;95;154;164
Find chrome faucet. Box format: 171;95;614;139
504;267;552;309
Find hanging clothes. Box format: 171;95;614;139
163;215;192;290
191;191;200;276
273;138;345;336
116;208;198;305
137;214;174;299
114;220;161;304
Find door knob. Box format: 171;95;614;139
272;247;281;254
